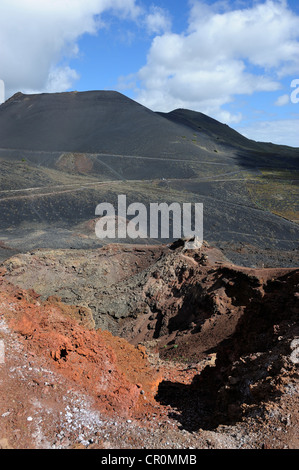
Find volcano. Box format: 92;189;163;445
0;90;298;267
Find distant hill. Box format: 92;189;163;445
0;90;214;158
158;108;299;165
0;90;297;168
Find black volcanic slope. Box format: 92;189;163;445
158;108;299;168
0;90;215;158
0;90;298;267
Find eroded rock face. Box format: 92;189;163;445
2;244;168;334
3;241;298;364
185;267;299;429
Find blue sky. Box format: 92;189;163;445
1;0;299;146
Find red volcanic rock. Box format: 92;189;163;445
1;242;298;450
0;275;160;418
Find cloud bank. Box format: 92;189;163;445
0;0;142;98
237;119;299;147
134;0;299;124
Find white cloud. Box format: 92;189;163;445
275;94;290;106
235;119;299;147
46;66;80;93
0;0;141;98
133;0;299;124
144;6;171;34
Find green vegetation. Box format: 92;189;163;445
246;169;299;222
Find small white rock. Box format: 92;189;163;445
290;348;299;365
290;338;299;350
